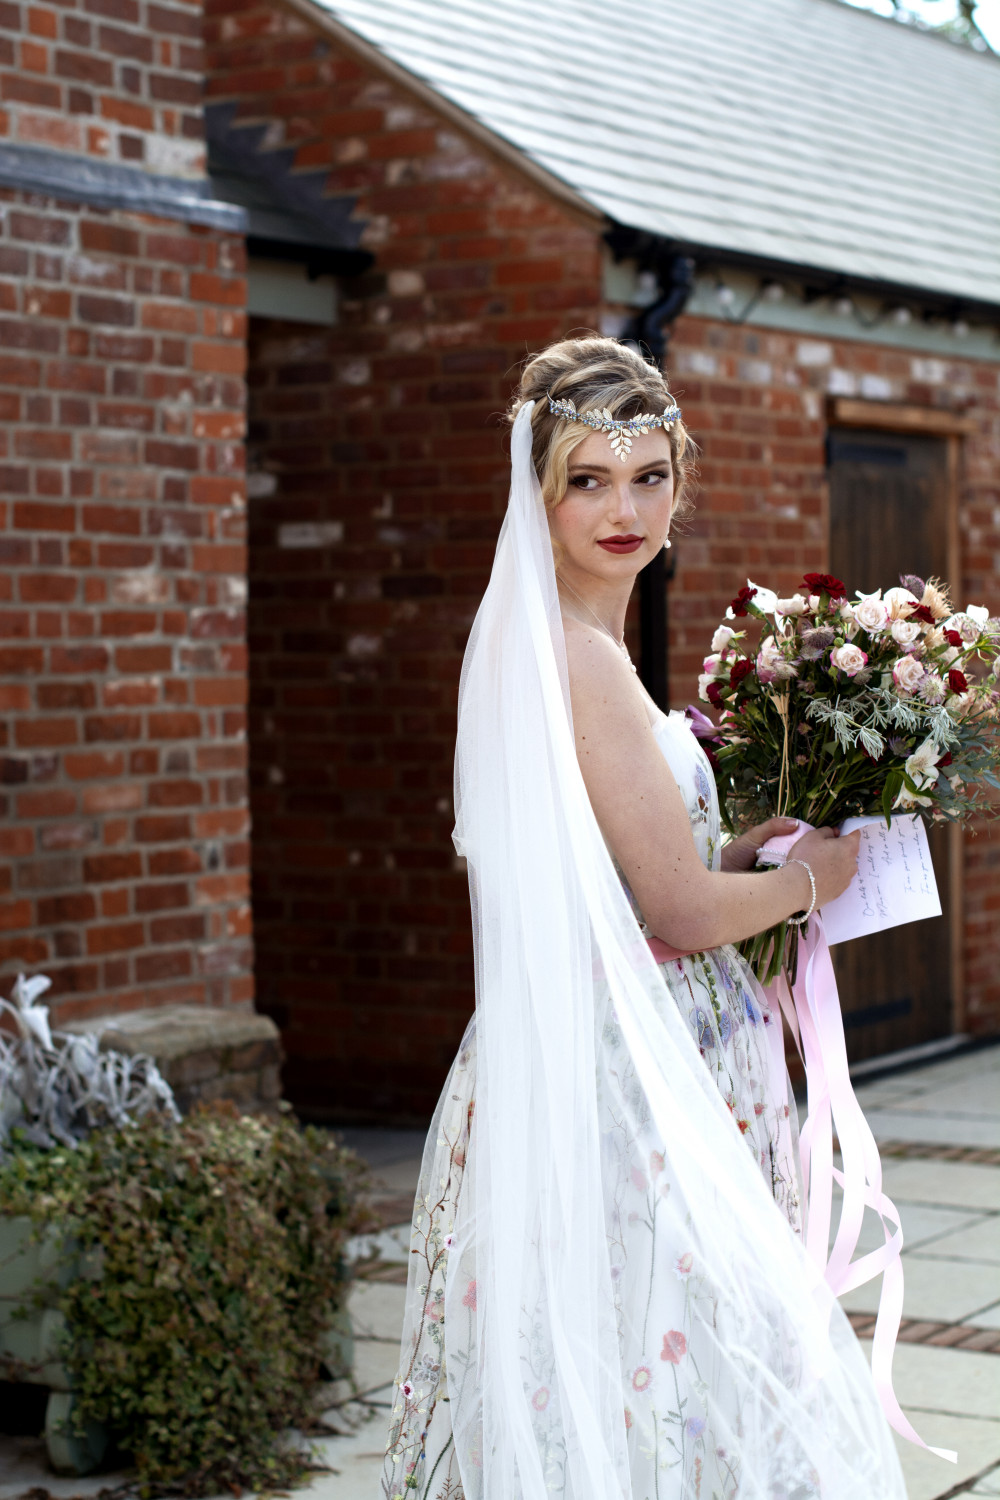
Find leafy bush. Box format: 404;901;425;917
0;1103;373;1494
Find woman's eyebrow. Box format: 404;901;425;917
567;462;612;477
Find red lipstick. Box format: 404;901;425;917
597;534;644;555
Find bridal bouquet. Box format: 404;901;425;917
694;571;1000;982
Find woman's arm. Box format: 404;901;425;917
565;625;860;952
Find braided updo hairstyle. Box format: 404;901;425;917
507;336;694;515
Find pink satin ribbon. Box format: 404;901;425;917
759;823;956;1463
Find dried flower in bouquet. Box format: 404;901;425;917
697;573;1000;982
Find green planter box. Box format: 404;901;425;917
0;1214;108;1475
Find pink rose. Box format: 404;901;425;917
892;655;925;695
830;644;868;677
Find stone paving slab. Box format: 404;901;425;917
841;1255;1000;1322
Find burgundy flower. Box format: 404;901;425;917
802;572;847;599
729;585;758;616
944;629;963;648
948;669;969;694
706;681;724;708
729;658;754;688
938;751;953;768
908;604;936;625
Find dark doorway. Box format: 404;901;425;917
827;427;954;1063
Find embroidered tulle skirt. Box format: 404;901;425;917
381;945;803;1500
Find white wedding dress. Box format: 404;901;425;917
382;712;810;1500
380;401;905;1500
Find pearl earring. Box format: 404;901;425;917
664;536;672;550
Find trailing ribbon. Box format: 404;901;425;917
760;822;956;1463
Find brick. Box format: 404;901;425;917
191;340;245;375
14;717;78;747
37;891;97;924
86;920;144;955
148;711;200;739
135;881;188;912
97;22;152;60
83;713;142;742
77;292;134;327
0;899;33;932
37;680;94;710
84;850;140;883
12;501;75;531
64;750;123;779
135;813;190;842
19;573;77;603
50;645;108;673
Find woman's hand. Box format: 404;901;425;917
721;817;800;873
788;825;862;908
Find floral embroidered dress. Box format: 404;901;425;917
382;710;803;1500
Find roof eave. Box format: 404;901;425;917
607;222;1000;321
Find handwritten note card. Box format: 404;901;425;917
821;814;942;947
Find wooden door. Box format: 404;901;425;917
827;428;954;1062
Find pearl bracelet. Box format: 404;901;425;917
785;858;816;926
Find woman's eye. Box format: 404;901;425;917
636;470;669;486
569;474;601;490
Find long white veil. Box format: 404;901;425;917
442;402;906;1498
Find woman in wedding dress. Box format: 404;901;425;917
381;338;906;1500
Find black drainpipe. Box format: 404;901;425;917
620;251;696;710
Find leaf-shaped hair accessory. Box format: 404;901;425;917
546;393;682;462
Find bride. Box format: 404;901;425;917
381;338;905;1500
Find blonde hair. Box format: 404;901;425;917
507;336;694;514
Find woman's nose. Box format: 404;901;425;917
608;484;639;523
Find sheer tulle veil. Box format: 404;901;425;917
442;402;905;1498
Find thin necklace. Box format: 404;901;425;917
557;575;637;673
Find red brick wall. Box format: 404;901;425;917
0;189;252;1022
665;316;1000;1038
0;0;204;175
206;0;603;1121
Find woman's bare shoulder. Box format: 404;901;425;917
562;617;650;733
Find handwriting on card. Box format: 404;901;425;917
821;814;942;947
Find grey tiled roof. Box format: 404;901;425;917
312;0;1000;308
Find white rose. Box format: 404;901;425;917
711;625;736;653
698;672;716;703
852;592;890;634
808;594;821;612
775;595;808;617
892;655;926;694
830;643;868;677
702;653;727;678
884;586;919;620
890;619;921;646
967;604;989;628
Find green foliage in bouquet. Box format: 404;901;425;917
698;572;1000;983
0;1103;373;1495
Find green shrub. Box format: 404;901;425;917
0;1102;373;1494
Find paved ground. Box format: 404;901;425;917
3;1045;998;1500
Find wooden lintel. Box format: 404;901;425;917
828;397;978;437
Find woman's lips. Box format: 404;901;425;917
597;535;644;555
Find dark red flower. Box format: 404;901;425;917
802;572;847;599
703;745;720;772
729;658;754;688
706;681;724;708
948;669;968;694
938;751;953;768
908;604;936;625
729;585;758;616
944;629;963;648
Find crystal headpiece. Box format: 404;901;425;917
547;393;681;462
